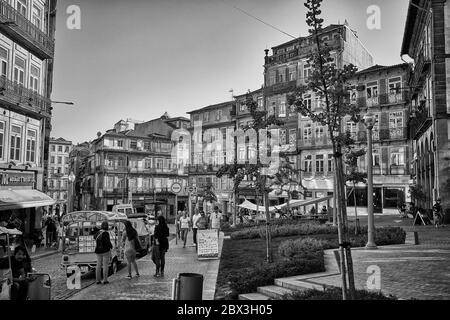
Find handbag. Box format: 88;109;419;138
0;280;11;301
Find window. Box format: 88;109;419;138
29;65;40;92
238;147;246;161
316;154;324;172
389;111;403;128
257;97;263;109
388;77;402;94
390;147;405;166
0;47;8;77
303;64;311;80
10;125;22;161
278;72;284;83
58;145;62;152
17;0;27;16
57;156;62;164
117;140;124;148
289;70;296;81
303;94;312;110
32;4;42;29
51;145;55;152
303;123;312;141
279;129;286;144
0;122;4;159
366;81;378;98
373;149;380;166
130;140;137;149
315;125;325;139
327;154;333;172
203;112;209;122
156;159;163;169
26;130;36;162
216;109;222;121
304;155;312;173
65;146;69;153
279;102;286;117
289;129;296;146
349;85;357;103
346;121;357;138
269;75;275;86
13;56;25;85
239;102;247;112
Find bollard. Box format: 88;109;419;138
175;273;203;300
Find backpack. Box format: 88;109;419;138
96;231;108;252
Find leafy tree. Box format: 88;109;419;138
217;94;284;263
199;183;217;209
287;0;360;299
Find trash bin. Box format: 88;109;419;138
176;273;203;300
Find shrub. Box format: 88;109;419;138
282;287;397;300
278;238;326;260
225;258;325;299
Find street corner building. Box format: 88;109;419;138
0;0;58;243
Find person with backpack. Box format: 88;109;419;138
122;220;140;279
95;221;113;284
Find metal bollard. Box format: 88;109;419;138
172;273;203;300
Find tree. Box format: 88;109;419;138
344;141;367;235
217;94;284;263
199;183;217;211
287;0;360;299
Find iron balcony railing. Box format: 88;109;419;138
0;75;51;116
0;0;54;59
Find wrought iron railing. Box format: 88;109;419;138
0;75;51;115
0;0;54;58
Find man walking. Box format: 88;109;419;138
191;208;201;246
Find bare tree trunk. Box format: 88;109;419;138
333;170;338;226
353;184;359;235
264;191;272;263
337;154;356;300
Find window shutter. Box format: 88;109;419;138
379;111;389;140
285;68;289;82
379;78;387;104
404;145;410;175
275;69;279;83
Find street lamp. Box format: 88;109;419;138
363;113;377;249
68;171;76;213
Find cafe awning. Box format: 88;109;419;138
0;189;56;211
277;196;333;209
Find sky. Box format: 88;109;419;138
51;0;409;144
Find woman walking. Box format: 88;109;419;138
95;221;113;284
122;220;140;279
152;216;169;277
179;211;190;248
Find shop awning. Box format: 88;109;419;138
0;189;56;211
237;200;283;213
277;196;333;209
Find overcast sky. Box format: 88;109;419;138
50;0;409;144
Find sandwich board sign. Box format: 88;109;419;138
197;229;219;260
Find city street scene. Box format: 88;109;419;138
1;0;450;304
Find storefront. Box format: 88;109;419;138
0;169;55;245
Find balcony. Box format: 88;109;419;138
409;108;432;140
387;92;404;104
0;76;51;117
388;127;407;140
264;80;297;96
366;96;379;108
0;0;54;59
390;165;406;175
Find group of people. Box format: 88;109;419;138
175;206;222;248
93;215;170;284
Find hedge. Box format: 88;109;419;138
278;227;406;259
225;257;325;299
282;287;397;300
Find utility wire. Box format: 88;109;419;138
215;0;297;40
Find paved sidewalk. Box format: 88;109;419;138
69;227;224;300
304;227;450;300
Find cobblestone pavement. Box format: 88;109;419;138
69;229;222;300
308;226;450;300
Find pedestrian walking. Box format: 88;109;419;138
176;210;182;240
433;199;443;228
95;221;113;284
195;211;208;230
210;206;222;235
191;209;201;245
152;216;169;277
179;211;190;248
122;220;140;279
44;216;56;247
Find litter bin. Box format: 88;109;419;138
175;273;203;300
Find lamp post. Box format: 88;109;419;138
68;171;76;213
363;113;377;249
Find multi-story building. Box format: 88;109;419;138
401;0;450;210
68;141;90;212
47;137;72;215
82;114;189;222
0;0;57;241
187;101;236;215
263;23;374;208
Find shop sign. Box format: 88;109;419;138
0;171;35;186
